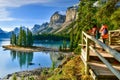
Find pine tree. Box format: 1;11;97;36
23;30;27;47
73;0;97;50
27;28;33;46
10;32;16;45
18;27;23;46
111;8;120;29
96;0;119;29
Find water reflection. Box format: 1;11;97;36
49;52;64;67
10;51;33;68
0;39;67;78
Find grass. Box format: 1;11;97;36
47;55;92;80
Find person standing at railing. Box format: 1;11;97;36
88;24;100;48
99;24;109;47
89;24;100;39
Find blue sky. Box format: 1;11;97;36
0;0;79;31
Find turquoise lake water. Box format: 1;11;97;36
0;39;67;78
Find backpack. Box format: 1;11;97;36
103;28;108;35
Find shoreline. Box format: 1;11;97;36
2;68;49;80
2;45;59;52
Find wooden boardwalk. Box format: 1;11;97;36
88;46;120;80
80;31;120;80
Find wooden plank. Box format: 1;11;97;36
89;49;113;58
89;46;120;79
88;61;119;80
89;69;98;80
109;30;120;33
81;49;86;61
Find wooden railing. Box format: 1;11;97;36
109;30;120;45
81;31;120;79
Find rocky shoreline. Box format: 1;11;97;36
2;68;49;80
2;45;59;52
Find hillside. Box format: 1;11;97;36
47;55;92;80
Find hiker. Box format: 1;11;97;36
89;24;100;39
88;24;100;48
99;24;108;45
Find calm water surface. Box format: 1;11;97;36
0;39;66;78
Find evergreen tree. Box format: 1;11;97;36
23;30;27;47
11;27;33;47
111;8;120;29
27;28;33;46
70;25;74;51
18;27;23;46
10;32;16;45
73;0;97;50
96;0;119;29
62;40;67;51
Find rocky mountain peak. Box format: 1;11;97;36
65;6;78;22
50;11;66;25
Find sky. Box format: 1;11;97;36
0;0;79;31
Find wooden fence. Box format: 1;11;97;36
109;30;120;45
81;31;120;79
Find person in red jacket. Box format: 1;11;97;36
88;24;99;48
99;24;109;45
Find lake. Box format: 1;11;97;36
0;39;67;78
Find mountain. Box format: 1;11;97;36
31;24;40;34
0;28;10;38
41;11;66;33
53;5;78;34
50;11;66;25
33;4;78;34
12;26;28;35
0;28;6;33
31;22;49;34
6;26;28;38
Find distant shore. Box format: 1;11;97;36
2;45;59;52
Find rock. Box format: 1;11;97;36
57;56;64;60
65;6;78;22
3;74;12;79
28;62;35;65
50;11;66;25
2;68;45;80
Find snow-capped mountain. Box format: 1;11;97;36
31;22;49;34
12;26;28;35
0;28;10;38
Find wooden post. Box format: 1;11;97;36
82;31;84;48
85;37;90;75
86;37;90;61
109;31;111;45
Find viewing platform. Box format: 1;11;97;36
80;30;120;80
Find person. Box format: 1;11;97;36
99;24;108;51
89;24;100;48
92;25;97;37
89;24;100;39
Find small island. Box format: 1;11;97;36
3;27;58;52
2;45;58;52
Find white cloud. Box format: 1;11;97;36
0;8;15;21
0;0;50;7
0;0;50;21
